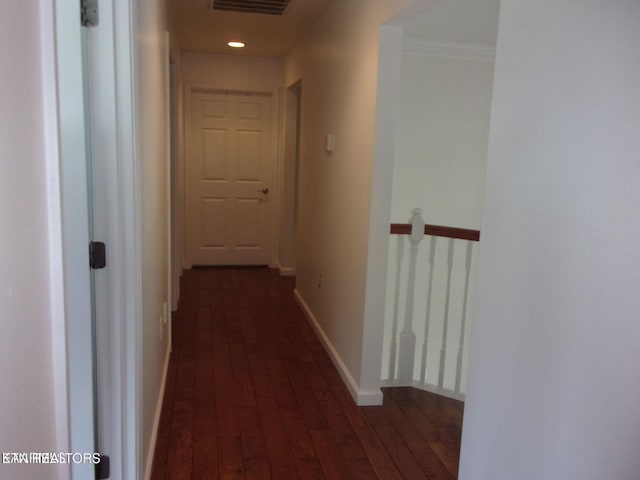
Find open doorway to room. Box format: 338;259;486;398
378;0;500;397
366;0;500;475
279;80;303;276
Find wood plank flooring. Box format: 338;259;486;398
151;267;463;480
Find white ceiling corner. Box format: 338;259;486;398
402;0;500;49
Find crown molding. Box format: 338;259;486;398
403;38;495;60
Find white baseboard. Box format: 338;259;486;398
277;264;296;276
380;378;466;402
293;289;383;406
143;343;171;480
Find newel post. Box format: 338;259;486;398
398;208;425;385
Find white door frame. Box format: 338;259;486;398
278;80;302;276
49;2;96;478
182;82;281;269
85;1;141;478
51;0;141;478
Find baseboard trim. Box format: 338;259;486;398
277;264;295;277
380;379;466;402
293;289;383;406
143;343;171;480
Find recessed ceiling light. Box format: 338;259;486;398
227;41;245;48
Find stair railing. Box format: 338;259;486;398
383;209;480;400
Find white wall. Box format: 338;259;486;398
181;52;283;89
0;2;68;479
392;44;494;229
283;0;410;403
459;1;640;478
136;1;172;477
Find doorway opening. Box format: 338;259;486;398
279;80;302;276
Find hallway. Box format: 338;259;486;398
151;268;463;479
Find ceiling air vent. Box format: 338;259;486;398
210;0;292;16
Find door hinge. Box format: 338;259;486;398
95;454;110;479
89;241;107;269
81;0;99;27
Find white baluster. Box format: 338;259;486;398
438;238;455;389
420;235;437;384
388;234;405;380
455;241;474;393
398;208;425;385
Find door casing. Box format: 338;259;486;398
51;0;141;478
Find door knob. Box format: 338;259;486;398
261;187;269;195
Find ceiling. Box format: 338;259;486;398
403;0;500;48
167;0;501;58
167;0;335;57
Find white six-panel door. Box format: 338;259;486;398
186;88;276;266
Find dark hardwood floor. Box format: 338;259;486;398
151;267;463;480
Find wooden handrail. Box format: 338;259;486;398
390;223;480;242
